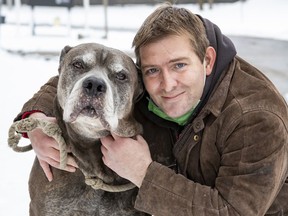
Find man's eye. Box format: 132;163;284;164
175;63;186;69
146;68;159;75
72;61;84;69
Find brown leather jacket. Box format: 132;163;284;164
16;56;288;216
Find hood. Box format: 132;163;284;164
195;15;237;115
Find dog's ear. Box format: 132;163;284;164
58;45;73;74
134;67;144;102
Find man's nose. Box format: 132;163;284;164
161;70;177;92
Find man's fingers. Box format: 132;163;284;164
110;133;119;140
47;139;62;151
46;116;57;123
66;155;78;169
39;160;53;182
136;134;146;143
48;155;77;172
100;135;114;149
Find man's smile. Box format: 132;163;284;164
162;92;185;101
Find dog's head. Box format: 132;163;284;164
57;43;143;140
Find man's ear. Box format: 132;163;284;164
204;46;216;76
58;45;73;74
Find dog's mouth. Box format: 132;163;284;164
67;98;104;123
81;105;97;117
71;105;102;121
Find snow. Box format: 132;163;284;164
0;0;288;215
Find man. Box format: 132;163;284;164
15;3;288;215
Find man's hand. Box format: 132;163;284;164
100;134;152;187
28;112;78;181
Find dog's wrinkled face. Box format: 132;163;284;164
57;43;142;140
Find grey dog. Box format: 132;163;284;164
28;43;148;216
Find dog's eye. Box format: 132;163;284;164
115;72;127;81
72;61;84;69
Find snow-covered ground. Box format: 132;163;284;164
0;0;288;215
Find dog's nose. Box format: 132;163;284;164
82;77;107;96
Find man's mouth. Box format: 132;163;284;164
162;92;184;100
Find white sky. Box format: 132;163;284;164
0;0;288;215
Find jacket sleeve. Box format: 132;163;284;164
14;76;59;121
134;111;288;216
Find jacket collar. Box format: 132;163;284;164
191;58;236;132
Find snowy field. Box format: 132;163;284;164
0;0;288;215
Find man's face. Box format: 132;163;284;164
139;34;211;118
